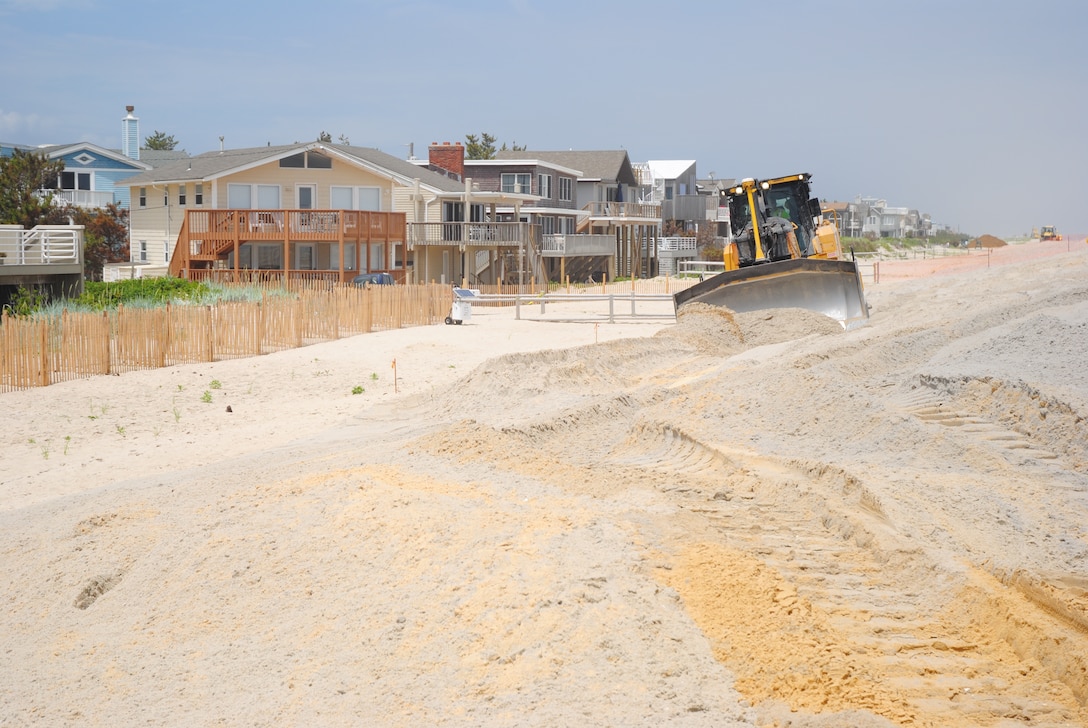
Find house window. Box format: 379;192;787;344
540;216;555;235
195;184;203;205
279;151;332;169
280;153;305;168
228;184;251;208
164;241;170;263
307;151;332;169
139;240;147;262
559;177;572;202
330;186;382;211
257;185;280;208
501;173;531;194
178;184;186;206
228;183;281;210
538;174;552;200
60;171;91;190
139;187;146;207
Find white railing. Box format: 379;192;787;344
463;291;677;323
49;189;115;208
540;234;615;257
678;259;726;280
658;236;698;252
0;225;83;266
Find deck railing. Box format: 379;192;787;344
407;221;536;247
540;234;615;257
0;225;83;266
584;200;661;220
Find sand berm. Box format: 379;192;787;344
2;241;1087;726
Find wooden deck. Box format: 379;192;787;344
169;209;407;284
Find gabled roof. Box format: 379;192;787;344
645;160;697;180
494;149;637;186
115;142;465;194
1;141;152;171
37;142;151;170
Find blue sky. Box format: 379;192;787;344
2;0;1085;237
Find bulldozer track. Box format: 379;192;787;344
893;385;1061;462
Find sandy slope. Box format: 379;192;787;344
1;243;1087;727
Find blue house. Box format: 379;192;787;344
1;107;152;210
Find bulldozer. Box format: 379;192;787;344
1040;225;1063;242
673;173;869;330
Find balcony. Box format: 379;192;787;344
540;234;615;257
171;209;407;283
661;195;712;223
407;221;537;248
35;189;115;208
0;224;86;296
585;200;661;223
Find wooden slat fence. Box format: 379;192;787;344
0;283;452;393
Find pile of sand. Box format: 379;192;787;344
977;233;1006;247
1;246;1087;726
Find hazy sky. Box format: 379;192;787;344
2;0;1085;237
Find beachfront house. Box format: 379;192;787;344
493;147;661;280
117;142;438;283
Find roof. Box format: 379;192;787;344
463;158;583;177
645;160;697;180
493;149;637;186
1;141;151;170
139;149;192;167
115;142;465;193
37;142;151;170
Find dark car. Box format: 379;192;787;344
352;273;395;287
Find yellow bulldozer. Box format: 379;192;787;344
1039;225;1063;242
673;173;869;329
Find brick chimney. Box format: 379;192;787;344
428;141;464;180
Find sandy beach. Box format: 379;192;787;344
2;239;1087;727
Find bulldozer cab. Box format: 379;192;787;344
726;175;821;264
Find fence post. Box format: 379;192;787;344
102;311;111;374
158;304;168;369
630;292;637;317
205;305;215;362
608;295;615;324
39;318;49;387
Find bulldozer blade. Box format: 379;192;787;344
673;258;870;330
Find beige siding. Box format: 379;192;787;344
215;158;394;209
391;186;442;223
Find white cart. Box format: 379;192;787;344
445;287;478;325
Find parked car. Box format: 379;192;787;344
352;273;395;287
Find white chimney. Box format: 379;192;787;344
122;105;139;161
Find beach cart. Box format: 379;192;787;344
445;287;478;325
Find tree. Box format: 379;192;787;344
465;133;497;160
316;131;350;144
143;131;178;151
0;149;66;228
71;203;129;281
466;133;527;159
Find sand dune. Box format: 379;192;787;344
2;243;1087;726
